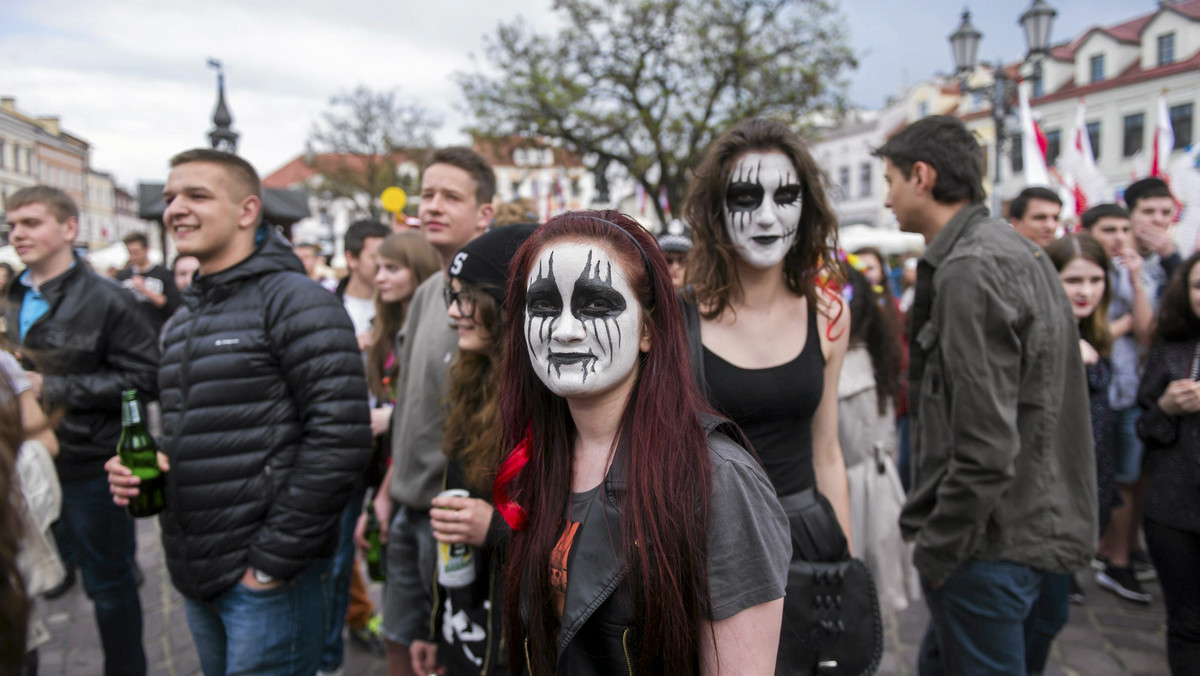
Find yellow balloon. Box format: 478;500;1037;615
381;187;407;213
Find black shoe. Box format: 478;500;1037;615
1069;576;1085;604
1130;549;1157;582
1096;565;1152;604
43;563;76;600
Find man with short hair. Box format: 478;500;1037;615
364;147;494;676
1127;177;1182;294
107;149;371;675
4;185;159;676
877;116;1096;675
1008;186;1062;248
321;218;390;674
295;240;338;291
115;231;182;332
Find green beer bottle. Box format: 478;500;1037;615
118;389;165;518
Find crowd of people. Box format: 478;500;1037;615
0;111;1195;676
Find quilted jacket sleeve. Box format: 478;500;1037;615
249;275;372;580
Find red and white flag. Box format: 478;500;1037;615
1151;91;1175;178
1019;80;1050;187
1056;98;1110;216
658;186;671;218
636;184;647;215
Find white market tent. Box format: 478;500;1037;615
836;225;925;256
84;243;163;274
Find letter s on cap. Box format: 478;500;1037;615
450;252;467;276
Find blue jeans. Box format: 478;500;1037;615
59;476;146;676
919;559;1044;676
1024;573;1071;675
319;488;364;671
184;559;333;676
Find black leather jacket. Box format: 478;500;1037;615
4;261;160;483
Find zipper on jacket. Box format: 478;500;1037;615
169;303;204;594
621;627;634;676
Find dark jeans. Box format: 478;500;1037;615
1024;573;1071;675
320;487;365;671
897;416;911;492
1145;518;1200;675
919;559;1043;676
184;559;333;676
59;476;146;676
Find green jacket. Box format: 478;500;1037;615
899;204;1097;585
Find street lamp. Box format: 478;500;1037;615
948;1;1056;215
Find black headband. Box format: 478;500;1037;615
581;215;657;306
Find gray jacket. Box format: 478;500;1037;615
899;204;1096;585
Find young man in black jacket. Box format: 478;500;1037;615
5;185;159;676
106;149;372;675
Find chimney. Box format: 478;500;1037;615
38;116;61;135
0;97;15;113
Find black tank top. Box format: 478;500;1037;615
702;305;825;495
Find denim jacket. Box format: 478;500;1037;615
898;204;1097;585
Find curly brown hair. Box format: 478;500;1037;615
442;284;507;493
683;117;841;319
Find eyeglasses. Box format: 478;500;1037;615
443;285;477;316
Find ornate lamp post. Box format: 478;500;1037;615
949;0;1056;215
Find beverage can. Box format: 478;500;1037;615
436;488;475;588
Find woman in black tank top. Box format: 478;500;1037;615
681;118;855;674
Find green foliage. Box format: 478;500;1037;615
459;0;855;223
307;86;441;219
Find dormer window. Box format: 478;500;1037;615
1158;33;1176;66
1089;54;1104;83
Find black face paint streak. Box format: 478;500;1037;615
725;160;805;238
547;350;598;379
526;252;561;360
571;249;627;365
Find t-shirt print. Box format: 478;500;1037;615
550;520;581;619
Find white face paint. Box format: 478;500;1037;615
724;151;803;269
524;242;642;399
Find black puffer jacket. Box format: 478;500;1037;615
158;230;371;601
4;261;160;483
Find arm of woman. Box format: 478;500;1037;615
699;598;784;676
815;290;853;552
18;388;57;457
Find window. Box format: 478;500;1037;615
1032;77;1044;98
917;101;928;118
1011;133;1024;173
1045;130;1062;166
1171;103;1194;149
1158;33;1176;66
859;163;871;198
1087;121;1102;160
1090;54;1104;83
1124;113;1145;158
838;166;850;197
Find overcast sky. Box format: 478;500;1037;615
0;0;1151;190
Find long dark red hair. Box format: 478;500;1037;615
498;210;715;675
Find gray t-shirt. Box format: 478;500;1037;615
1107;262;1160;410
389;273;459;509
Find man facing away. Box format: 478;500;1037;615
106;149;371;675
877;116;1096;675
1007;186;1062;249
362;147;494;676
115;231;182;333
4;185;160;676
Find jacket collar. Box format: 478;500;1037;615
10;258;85;308
921;203;991;269
183;226;304;308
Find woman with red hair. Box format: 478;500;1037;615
495;210;789;675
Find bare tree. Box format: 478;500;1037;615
307;86;442;219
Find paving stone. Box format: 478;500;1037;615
1108;630;1164;653
63;647;104;676
1113;648;1170;675
1095;611;1164;632
1059;642;1127;676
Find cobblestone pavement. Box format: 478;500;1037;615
35;518;1169;675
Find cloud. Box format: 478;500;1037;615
0;0;559;186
